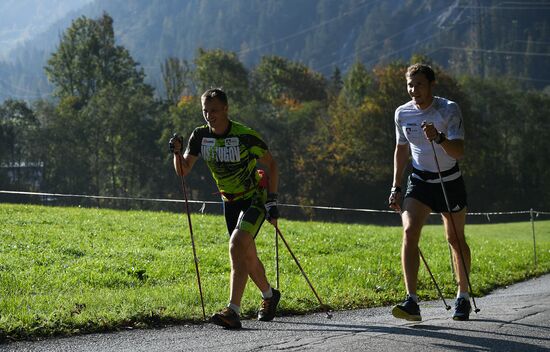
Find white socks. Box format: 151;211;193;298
262;286;273;299
457;292;470;300
228;286;274;315
228;303;240;315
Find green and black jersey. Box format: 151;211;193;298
185;120;268;201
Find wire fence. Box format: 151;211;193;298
1;189;549;217
2;189;549;267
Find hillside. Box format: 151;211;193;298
0;0;549;102
0;0;93;59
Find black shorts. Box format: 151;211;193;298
405;175;467;213
222;188;266;237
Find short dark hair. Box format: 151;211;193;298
406;63;435;82
201;88;228;105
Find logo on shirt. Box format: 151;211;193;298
405;123;419;135
201;138;216;146
225;137;239;147
201;137;241;162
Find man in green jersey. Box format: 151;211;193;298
170;88;280;329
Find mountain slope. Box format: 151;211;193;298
0;0;93;59
1;0;549;102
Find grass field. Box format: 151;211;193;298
1;203;549;341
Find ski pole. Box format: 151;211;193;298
176;152;206;320
429;140;480;313
274;225;332;319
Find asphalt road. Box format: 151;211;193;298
3;274;550;352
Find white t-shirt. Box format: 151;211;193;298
395;96;464;182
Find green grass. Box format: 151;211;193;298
1;203;549;340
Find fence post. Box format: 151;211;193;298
530;208;537;267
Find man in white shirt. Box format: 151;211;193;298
389;63;472;321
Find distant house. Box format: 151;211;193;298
0;161;43;189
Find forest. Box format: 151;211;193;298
1;13;549;221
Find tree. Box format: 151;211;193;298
252;55;327;104
161;57;192;104
39;96;91;194
458;76;550;210
45;13;145;106
340;61;373;107
194;48;249;106
327;66;343;101
0;99;40;189
81;82;159;197
42;12;159;199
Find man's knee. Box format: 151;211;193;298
229;231;246;252
402;213;423;239
229;230;254;258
